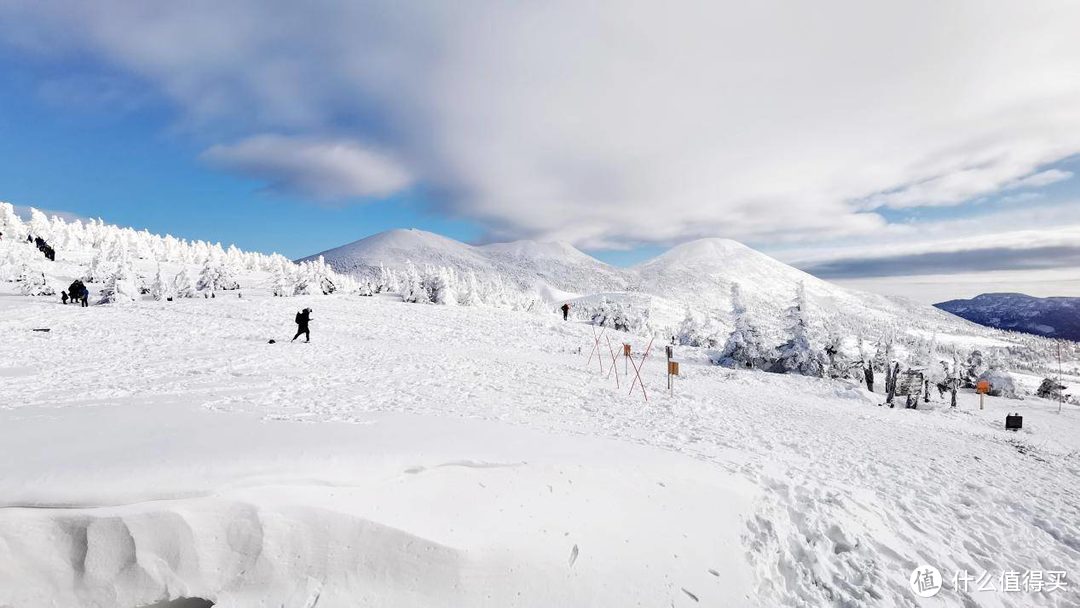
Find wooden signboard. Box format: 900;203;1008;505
623;343;631;356
976;380;990;395
668;361;680;376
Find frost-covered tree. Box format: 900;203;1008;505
461;271;482;306
173;267;197;298
962;350;988;388
149;265;170;301
400;261;428;303
430;267;458;305
717;284;770;368
27;207;52;241
677;306;721;349
769;281;825;377
17;265;55;296
823;327;852;379
270;262;293;297
0;202;26;241
99;248;138;304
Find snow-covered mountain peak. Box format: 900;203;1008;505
640;237;753;264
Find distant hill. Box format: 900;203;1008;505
935;293;1080;341
305;230;1001;341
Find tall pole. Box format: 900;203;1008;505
1059;341;1065;415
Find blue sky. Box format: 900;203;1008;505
1;1;1079;301
0;53;484;260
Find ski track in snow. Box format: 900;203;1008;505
2;292;1080;607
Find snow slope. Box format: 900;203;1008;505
936;292;1080;342
3;278;1080;607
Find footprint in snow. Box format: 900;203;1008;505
568;544;579;568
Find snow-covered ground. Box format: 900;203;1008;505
2;283;1079;607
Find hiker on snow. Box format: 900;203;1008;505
61;290;68;305
292;308;312;342
561;302;570;321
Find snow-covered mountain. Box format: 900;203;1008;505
935;293;1080;342
302;228;627;294
307;230;993;341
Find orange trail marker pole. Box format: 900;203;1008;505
605;336;620;389
628;337;654;401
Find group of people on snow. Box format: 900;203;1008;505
61;279;89;307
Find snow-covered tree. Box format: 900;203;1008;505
0;202;26;241
98;248;138;304
458;271;480;306
173;267;197;298
17;265;55;296
27;207;51;241
270;262;293;297
717;283;770;368
769;281;825;377
149;265;170;301
400;261;428;303
823;327;852;379
677;306;721;349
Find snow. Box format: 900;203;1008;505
3;282;1080;607
3;212;1080;607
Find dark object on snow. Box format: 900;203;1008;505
1005;413;1023;431
268;339;276;344
61;291;68;305
67;279;90;307
32;328;50;332
1036;378;1066;400
560;303;570;320
32;236;56;261
167;296;174;302
292;308;312;342
863;363;874;392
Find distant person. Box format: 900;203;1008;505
292;308;312;342
561;303;570;321
61;290;69;305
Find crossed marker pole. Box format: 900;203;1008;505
585;326;652;401
627;337;654;401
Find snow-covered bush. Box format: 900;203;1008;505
196;257;239;295
976;368;1019;399
580;297;650;334
173;267;197;298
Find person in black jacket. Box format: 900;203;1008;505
560;302;570;321
292;308;312;342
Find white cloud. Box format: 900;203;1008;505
3;1;1080;248
201;135;412;200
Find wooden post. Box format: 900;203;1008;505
667;360;679;396
977;379;989;410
